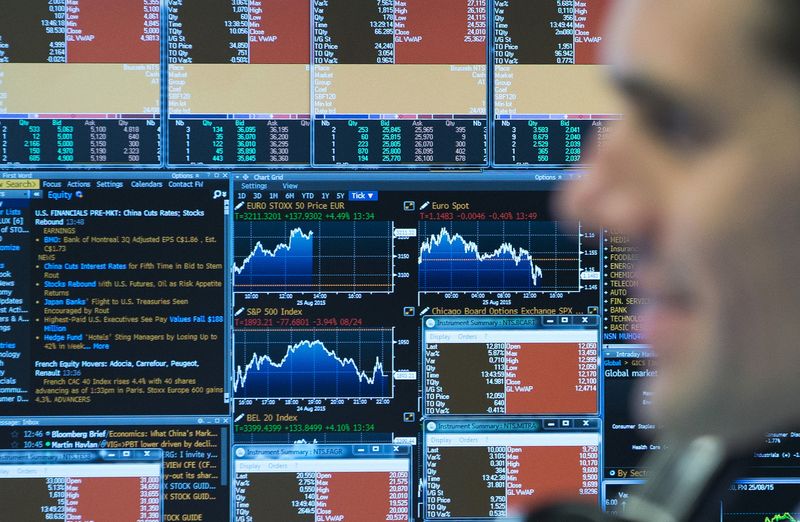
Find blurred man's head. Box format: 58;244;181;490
560;0;800;448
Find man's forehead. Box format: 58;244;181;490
606;0;759;89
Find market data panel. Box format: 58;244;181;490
231;174;602;443
0;420;229;521
424;418;600;520
168;0;312;166
605;480;800;522
0;0;161;166
721;480;800;522
602;344;658;481
230;173;602;517
602;229;646;346
423;316;599;417
0;175;229;415
602;342;800;484
313;0;489;166
598;230;800;516
493;0;620;167
0;449;162;521
233;444;412;521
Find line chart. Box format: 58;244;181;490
234;220;395;294
418;220;582;292
765;514;797;522
234;328;394;400
722;480;800;522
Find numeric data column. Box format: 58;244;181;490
313;0;488;166
168;0;311;165
0;0;161;165
493;0;619;167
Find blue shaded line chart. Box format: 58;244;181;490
418;221;582;292
234;329;394;400
234;220;395;294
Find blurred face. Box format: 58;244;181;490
560;0;800;447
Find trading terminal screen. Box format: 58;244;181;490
0;2;797;521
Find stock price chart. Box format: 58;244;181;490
234;328;394;400
417;221;586;293
234;220;395;294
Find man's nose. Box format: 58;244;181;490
556;120;660;241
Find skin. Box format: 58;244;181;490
559;0;800;449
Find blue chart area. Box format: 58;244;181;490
234;221;394;293
722;481;800;522
234;329;394;400
418;221;581;292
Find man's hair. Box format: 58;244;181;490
766;0;800;76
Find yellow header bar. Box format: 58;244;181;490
0;179;40;190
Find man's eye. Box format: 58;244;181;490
644;105;720;152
